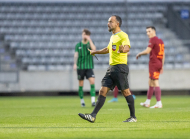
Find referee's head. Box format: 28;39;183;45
108;15;122;32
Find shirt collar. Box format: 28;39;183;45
113;30;122;35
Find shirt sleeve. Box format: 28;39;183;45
75;43;79;52
121;35;131;48
148;38;154;49
107;41;111;50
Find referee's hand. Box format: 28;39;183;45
117;45;124;53
88;49;96;55
136;53;141;59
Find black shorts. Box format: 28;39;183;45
77;69;95;80
101;64;129;90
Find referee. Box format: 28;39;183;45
78;15;137;122
73;29;96;107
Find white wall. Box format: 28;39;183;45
0;69;190;92
129;69;190;91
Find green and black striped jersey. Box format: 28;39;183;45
75;42;94;69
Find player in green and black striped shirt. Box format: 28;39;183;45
73;29;96;107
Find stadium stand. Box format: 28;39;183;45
127;2;190;70
0;1;189;71
0;39;18;71
0;2;127;71
169;3;190;44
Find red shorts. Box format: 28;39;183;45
149;62;162;80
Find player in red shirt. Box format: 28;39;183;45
136;26;165;108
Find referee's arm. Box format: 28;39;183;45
88;47;109;55
117;45;130;53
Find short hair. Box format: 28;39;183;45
146;26;156;31
82;29;91;36
112;15;122;27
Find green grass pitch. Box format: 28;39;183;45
0;95;189;139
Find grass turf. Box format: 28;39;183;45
0;95;189;139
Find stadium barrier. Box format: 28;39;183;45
0;69;190;93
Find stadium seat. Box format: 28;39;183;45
0;1;189;71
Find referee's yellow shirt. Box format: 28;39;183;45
107;31;130;65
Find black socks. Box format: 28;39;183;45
91;95;106;117
125;95;136;118
90;95;135;119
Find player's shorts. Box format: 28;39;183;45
149;62;162;80
77;69;95;80
101;64;129;90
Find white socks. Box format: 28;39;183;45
156;101;162;105
91;96;95;103
81;97;95;104
80;99;85;104
146;99;162;105
145;99;151;104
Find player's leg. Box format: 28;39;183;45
91;86;110;117
77;69;85;107
78;80;85;107
149;64;162;108
114;86;118;98
122;88;137;122
113;65;137;122
86;69;96;106
128;72;136;100
88;77;96;106
108;86;119;102
140;78;154;107
78;69;114;123
78;86;110;123
150;79;162;108
140;67;156;107
108;87;135;103
89;70;114;118
129;89;136;100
